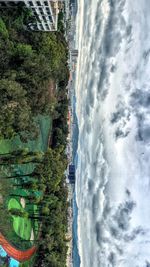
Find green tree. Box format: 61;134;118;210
0;17;9;39
0;79;36;139
13;43;33;62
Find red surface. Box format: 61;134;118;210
0;233;36;262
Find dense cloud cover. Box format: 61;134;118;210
75;0;150;266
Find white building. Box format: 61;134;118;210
0;0;61;31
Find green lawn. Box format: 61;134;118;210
8;198;32;241
0;115;52;265
8;198;21;210
13;217;32;241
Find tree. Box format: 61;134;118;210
14;43;33;60
0;7;69;143
16;53;52;115
0;149;44;165
0;17;9;39
0;6;70;266
0;79;36;139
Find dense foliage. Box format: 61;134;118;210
34;148;68;267
0;5;69;140
0;147;69;266
0;4;70;267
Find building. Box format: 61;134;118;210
71;49;78;57
0;0;62;31
68;174;75;184
69;164;75;174
68;164;75;184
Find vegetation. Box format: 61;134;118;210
0;147;68;266
32;148;68;267
0;5;69;141
0;3;70;267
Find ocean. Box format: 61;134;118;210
75;0;150;266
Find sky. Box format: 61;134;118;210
75;0;150;266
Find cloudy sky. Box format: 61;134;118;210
75;0;150;266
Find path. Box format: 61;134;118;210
0;232;36;262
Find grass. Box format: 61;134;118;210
8;198;32;241
0;115;52;265
13;217;32;241
0;115;51;152
8;198;21;210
